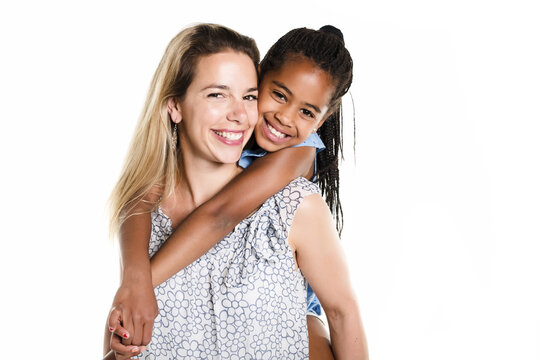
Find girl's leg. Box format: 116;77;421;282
307;315;334;359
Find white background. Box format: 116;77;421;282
1;1;538;359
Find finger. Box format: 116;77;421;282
111;334;142;359
114;324;131;342
131;346;147;359
142;321;153;346
107;307;122;332
130;313;143;346
121;311;134;346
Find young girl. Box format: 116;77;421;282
105;24;365;359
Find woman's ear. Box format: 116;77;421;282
167;98;182;123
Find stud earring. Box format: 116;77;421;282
312;128;317;133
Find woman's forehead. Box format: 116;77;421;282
191;51;258;91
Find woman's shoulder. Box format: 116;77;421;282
262;177;321;229
280;177;320;197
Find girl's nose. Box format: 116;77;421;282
274;105;294;127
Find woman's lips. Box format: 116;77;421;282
212;129;244;146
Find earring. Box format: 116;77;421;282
312;128;317;133
172;123;178;148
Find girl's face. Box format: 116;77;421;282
171;50;258;164
254;58;335;152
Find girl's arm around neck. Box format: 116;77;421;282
150;146;316;287
290;194;369;360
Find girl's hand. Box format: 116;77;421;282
107;276;157;347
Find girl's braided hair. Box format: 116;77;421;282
259;25;354;235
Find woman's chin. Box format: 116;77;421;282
213;152;243;165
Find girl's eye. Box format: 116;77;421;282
301;108;315;118
244;94;258;101
272;91;286;101
208;93;224;98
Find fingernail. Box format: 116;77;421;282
109;327;114;332
123;332;129;338
132;347;139;353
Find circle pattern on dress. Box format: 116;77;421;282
139;177;320;359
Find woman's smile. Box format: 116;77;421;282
211;129;245;145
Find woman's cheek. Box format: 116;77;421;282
247;103;259;128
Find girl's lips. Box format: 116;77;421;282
262;119;291;144
211;129;244;146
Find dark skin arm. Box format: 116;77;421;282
150;146;315;286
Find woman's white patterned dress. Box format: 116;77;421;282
139;177;319;359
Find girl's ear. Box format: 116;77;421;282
315;110;333;131
167;98;182;123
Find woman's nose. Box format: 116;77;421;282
227;98;247;123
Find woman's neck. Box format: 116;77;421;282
176;150;242;209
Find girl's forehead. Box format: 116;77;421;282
262;59;334;92
260;58;335;110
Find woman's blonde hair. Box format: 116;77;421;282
109;23;259;237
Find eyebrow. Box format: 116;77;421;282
271;80;322;114
202;84;258;93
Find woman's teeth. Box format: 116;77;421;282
214;131;242;141
267;123;286;138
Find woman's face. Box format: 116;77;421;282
173;50;258;164
254;58;335;152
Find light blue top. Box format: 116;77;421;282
238;132;326;169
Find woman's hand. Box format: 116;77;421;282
103;334;146;360
108;274;158;348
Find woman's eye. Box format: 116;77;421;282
301;108;315;118
208;93;224;98
244;94;258;101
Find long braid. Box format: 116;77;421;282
259;26;353;235
317;105;344;234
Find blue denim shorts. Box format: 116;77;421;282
306;283;322;316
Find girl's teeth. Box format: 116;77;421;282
267;123;286;138
214;131;242;140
